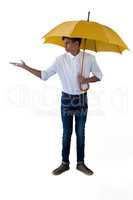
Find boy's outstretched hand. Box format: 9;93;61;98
9;60;41;78
9;60;27;68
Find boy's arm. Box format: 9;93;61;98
77;74;100;84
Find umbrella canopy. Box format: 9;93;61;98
42;20;128;53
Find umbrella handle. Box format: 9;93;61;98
79;83;90;92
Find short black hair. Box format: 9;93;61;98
62;36;82;46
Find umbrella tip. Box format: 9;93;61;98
87;11;90;21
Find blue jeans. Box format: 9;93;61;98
61;92;88;163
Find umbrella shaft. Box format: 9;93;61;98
80;39;87;75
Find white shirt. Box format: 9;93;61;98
41;51;103;95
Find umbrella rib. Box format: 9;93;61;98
67;21;79;37
117;45;122;54
101;26;110;43
94;40;97;52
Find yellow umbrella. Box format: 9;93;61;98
42;13;128;53
42;12;128;91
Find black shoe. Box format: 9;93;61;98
52;162;70;175
76;162;94;175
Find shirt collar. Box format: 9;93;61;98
67;51;81;60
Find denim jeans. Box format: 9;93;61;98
61;92;88;163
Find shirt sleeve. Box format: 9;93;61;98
41;59;58;81
91;56;103;80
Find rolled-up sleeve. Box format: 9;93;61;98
41;59;58;81
91;56;103;80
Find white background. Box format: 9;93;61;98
0;0;133;199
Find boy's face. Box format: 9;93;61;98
63;38;80;54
